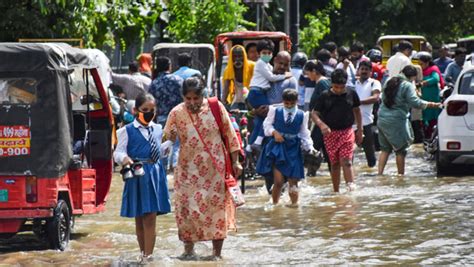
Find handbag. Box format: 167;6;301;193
187;98;245;207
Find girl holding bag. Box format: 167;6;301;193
114;93;171;263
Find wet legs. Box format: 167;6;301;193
135;212;157;257
378;151;405;175
330;158;354;192
212;239;224;257
182;240;224;258
288;179;299;205
272;167;285;204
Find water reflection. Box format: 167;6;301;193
1;145;473;265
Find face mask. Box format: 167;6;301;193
186;102;201;113
137;111;155;125
260;54;272;63
284;106;296;113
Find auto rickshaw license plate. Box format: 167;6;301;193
0;189;7;202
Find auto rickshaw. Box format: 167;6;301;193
151;43;216;95
377;35;427;66
214;31;292;99
457;35;474;54
0;43;113;250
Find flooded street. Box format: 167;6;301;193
1;145;473;265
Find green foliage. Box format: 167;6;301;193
299;0;341;56
326;0;474;48
166;0;249;43
0;0;161;50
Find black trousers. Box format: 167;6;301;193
310;126;331;171
361;124;377;167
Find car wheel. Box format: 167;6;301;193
47;199;71;251
436;150;450;176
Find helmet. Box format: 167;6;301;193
366;49;382;63
291;52;308;68
413;51;432;62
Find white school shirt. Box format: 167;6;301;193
249;59;286;89
354;78;382;126
114;120;162;164
263;105;313;151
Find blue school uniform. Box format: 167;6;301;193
247;86;271;109
120;123;171;218
256;107;305;179
247;86;270;145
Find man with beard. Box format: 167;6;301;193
222;45;255;110
350;41;370;69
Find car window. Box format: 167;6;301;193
0;78;38;104
69;68;103;111
459;72;474;95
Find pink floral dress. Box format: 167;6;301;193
164;100;240;242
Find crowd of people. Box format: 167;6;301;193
106;38;469;262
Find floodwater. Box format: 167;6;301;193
1;145;473;265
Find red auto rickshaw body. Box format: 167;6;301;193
0;43;113;250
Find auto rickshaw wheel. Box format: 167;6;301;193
47;200;71;251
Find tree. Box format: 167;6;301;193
326;0;474;49
165;0;250;43
299;0;341;56
0;0;161;50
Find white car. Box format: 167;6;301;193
437;58;474;174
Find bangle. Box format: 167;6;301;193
232;161;241;166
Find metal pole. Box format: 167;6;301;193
284;0;290;35
256;3;260;31
290;0;300;52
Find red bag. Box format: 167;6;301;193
207;97;245;207
188;97;245;207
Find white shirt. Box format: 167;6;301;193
386;52;412;77
291;68;305;107
263;105;313;151
355;78;382;126
114;120;162;164
336;61;357;88
249;59;286;89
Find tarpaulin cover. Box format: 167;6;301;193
0;43;96;177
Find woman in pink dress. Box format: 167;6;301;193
163;77;242;259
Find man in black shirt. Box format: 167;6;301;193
311;69;363;193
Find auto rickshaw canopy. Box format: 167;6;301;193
0;43;98;178
377;35;427;58
214;31;292;60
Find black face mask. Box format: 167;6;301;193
137;111;155;124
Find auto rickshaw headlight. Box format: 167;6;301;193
25;176;38;203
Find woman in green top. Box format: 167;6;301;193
377;65;441;175
418;52;444;139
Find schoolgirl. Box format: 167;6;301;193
114;93;171;263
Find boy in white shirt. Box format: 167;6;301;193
247;39;291;149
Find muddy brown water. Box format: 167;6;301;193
1;145;473;265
